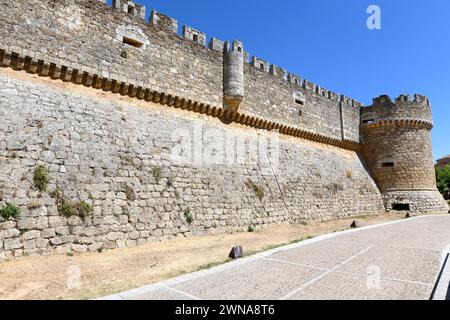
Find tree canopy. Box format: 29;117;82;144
436;165;450;199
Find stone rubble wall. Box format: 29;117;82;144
0;70;385;258
383;190;449;215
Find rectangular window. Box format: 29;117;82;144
127;6;135;15
193;34;199;42
123;36;143;48
392;203;410;211
382;162;395;168
295;99;304;105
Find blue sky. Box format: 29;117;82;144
108;0;449;160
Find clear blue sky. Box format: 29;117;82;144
108;0;449;160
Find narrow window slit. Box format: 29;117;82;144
392;204;410;211
123;36;143;48
382;162;394;168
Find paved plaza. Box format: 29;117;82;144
102;215;450;300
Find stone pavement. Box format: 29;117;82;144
101;215;450;300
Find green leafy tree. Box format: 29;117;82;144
436;165;450;199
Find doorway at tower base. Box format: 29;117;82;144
383;190;449;215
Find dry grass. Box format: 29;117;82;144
0;214;403;300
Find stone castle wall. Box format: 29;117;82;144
0;0;447;258
0;0;362;145
0;70;384;258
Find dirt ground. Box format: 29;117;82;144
0;214;402;300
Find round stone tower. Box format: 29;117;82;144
361;94;448;215
223;40;245;113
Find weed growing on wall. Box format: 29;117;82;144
33;165;50;192
0;203;21;219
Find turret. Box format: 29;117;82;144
223;40;245;113
361;94;448;215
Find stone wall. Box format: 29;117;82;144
0;69;385;258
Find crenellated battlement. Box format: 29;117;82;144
361;94;433;127
0;0;426;149
112;0;145;20
106;0;367;107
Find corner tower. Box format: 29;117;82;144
361;94;448;215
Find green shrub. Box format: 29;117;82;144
167;176;175;187
75;201;93;219
124;184;136;201
184;208;193;225
33;165;50;192
50;188;61;200
152;166;162;183
246;179;265;202
58;198;77;218
0;203;21;219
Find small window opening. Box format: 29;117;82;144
299;110;303;117
294;79;299;85
392;203;410;211
260;64;265;71
123;36;143;48
237;46;242;52
295;99;305;105
193;34;199;42
127;6;135;15
363;119;374;124
382;162;395;168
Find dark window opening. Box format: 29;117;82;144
392;203;410;211
193;34;199;42
382;162;395;168
299;110;303;117
295;99;304;105
237;47;242;52
127;6;135;15
294;79;299;85
363;119;374;124
260;64;265;71
122;36;143;48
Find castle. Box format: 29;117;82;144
0;0;447;258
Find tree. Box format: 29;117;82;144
436;165;450;199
